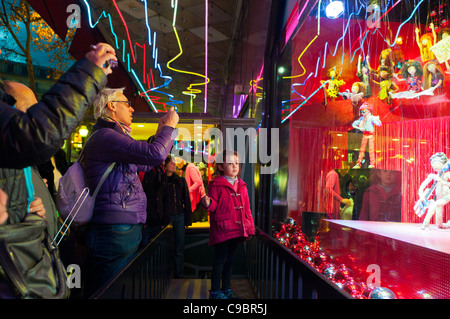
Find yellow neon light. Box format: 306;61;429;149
166;26;210;108
167;0;210;113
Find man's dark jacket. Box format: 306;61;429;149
0;58;107;224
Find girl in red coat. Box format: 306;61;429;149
201;150;255;299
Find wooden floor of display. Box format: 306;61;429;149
164;279;258;299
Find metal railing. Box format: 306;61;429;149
90;226;174;299
246;229;349;299
91;226;347;299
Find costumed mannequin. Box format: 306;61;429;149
321;66;346;105
415;152;450;230
351;103;382;169
415;23;437;63
373;66;399;105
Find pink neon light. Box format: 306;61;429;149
285;1;301;45
136;42;146;84
297;0;310;20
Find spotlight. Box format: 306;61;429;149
79;125;89;137
325;1;344;19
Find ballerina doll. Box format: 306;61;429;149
321;66;346;105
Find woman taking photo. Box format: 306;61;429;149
82;87;178;297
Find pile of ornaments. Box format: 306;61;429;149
272;218;397;299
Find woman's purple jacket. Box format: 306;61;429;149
83;118;175;225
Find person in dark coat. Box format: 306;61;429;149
0;43;113;225
141;163;167;245
162;155;192;278
0;43;115;169
82;87;178;297
0;42;115;298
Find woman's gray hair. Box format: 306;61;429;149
93;87;126;119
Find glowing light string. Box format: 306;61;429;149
112;0;136;63
83;0;161;111
349;0;401;52
384;0;425;47
282;0;417;122
317;4;365;72
281;82;327;123
83;0;187;111
142;0;152;46
166;14;210;112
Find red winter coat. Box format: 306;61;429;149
205;176;255;246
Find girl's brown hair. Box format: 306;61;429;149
213;150;241;177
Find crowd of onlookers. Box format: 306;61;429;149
0;42;255;300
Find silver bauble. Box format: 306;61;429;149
369;287;397;299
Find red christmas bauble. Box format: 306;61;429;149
313;252;331;270
343;279;363;298
334;265;354;283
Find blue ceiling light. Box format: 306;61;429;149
326;1;344;19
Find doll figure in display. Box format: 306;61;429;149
339;82;366;120
436;28;450;74
321;66;346;105
377;49;395;73
415;23;437;63
399;60;423;92
415;152;450;230
357;55;372;98
351;103;382;169
373;66;399;105
423;60;445;94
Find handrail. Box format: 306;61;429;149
90;226;174;299
246;228;349;299
90;226;348;299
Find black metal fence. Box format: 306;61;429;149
91;226;174;299
246;229;349;299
